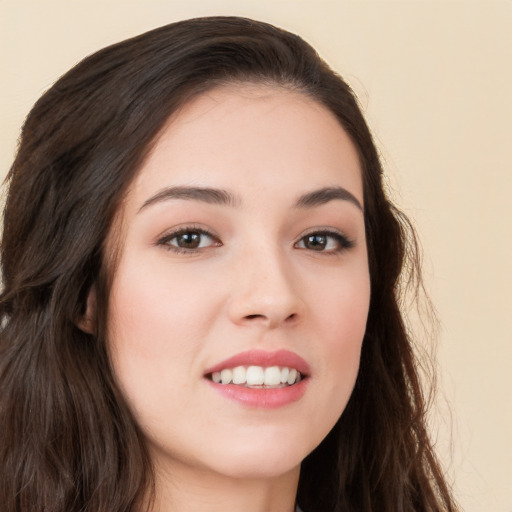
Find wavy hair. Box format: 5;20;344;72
0;16;456;512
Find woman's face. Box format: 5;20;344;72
106;84;370;482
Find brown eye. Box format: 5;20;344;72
159;228;220;252
295;231;354;253
303;234;328;251
175;231;202;249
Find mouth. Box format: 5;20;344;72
203;350;310;408
207;365;303;388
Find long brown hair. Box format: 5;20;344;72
0;16;456;512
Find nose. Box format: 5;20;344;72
227;246;304;329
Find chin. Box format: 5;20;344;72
207;454;302;481
198;429;315;480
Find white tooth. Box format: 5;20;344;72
246;366;264;386
212;372;221;383
232;366;246;385
280;367;290;384
264;366;281;386
220;369;233;385
287;368;297;385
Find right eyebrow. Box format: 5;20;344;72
138;186;241;213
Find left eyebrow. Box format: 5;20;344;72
294;186;363;212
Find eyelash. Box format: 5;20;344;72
156;226;221;254
156;226;354;255
295;229;355;254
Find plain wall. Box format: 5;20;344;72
1;1;511;511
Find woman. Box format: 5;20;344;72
0;16;457;512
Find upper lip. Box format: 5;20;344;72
204;349;311;376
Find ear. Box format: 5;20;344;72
77;286;97;334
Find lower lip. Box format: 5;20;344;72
206;378;308;409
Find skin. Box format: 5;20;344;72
102;84;371;512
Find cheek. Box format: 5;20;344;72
107;258;219;360
288;271;368;458
309;266;370;415
105;263;196;410
314;259;370;344
105;255;228;423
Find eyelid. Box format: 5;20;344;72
294;227;355;253
154;224;354;255
156;224;222;253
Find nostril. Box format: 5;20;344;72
243;312;298;323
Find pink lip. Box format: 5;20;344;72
204;349;310;409
204;349;311;376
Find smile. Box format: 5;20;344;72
209;365;302;387
204;349;310;408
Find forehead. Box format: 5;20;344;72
126;83;363;212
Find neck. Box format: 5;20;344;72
145;459;300;512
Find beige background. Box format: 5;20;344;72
1;1;511;510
